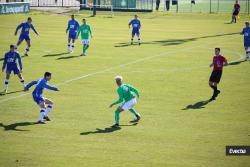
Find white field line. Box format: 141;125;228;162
0;44;207;104
104;48;245;75
0;35;242;104
57;44;206;86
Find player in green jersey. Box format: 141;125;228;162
77;19;92;56
109;76;141;128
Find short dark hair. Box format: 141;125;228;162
82;18;86;21
10;45;15;49
44;72;52;78
215;48;220;52
27;17;32;21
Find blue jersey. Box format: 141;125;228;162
129;19;141;30
66;19;80;34
242;27;250;42
2;51;22;70
15;22;38;36
25;78;58;98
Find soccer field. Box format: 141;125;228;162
0;11;250;167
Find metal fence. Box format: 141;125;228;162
154;0;250;14
80;0;153;11
15;0;153;11
2;0;249;13
27;0;80;7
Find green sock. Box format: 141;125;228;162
129;108;140;117
115;110;120;124
85;45;89;51
82;45;86;53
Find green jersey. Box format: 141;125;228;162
112;84;140;105
77;24;92;39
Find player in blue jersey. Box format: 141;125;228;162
15;17;39;56
66;15;80;53
128;15;141;45
25;72;59;124
240;22;250;61
2;45;25;94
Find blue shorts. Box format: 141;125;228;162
33;95;45;104
19;34;30;42
68;33;77;40
244;41;250;48
6;65;20;75
132;29;140;36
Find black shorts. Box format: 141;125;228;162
233;10;239;16
209;70;222;83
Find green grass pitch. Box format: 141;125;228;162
0;11;250;167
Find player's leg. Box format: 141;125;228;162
136;32;141;45
85;43;89;51
82;40;90;56
4;73;10;93
82;44;86;56
245;46;248;60
209;81;219;100
112;107;124;127
68;36;72;53
81;39;86;56
71;39;75;53
131;31;135;45
16;40;22;47
245;46;250;61
126;98;141;122
16;36;24;49
129;108;141;122
209;81;216;100
16;40;22;49
231;14;236;23
25;38;31;56
17;72;25;88
247;47;250;61
38;101;46;124
209;70;219;100
44;98;54;121
214;82;220;97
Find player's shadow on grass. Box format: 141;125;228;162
182;100;211;110
0;90;24;96
57;55;82;60
0;122;37;131
80;123;138;135
228;60;246;66
43;52;69;57
114;32;238;47
80;127;121;135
